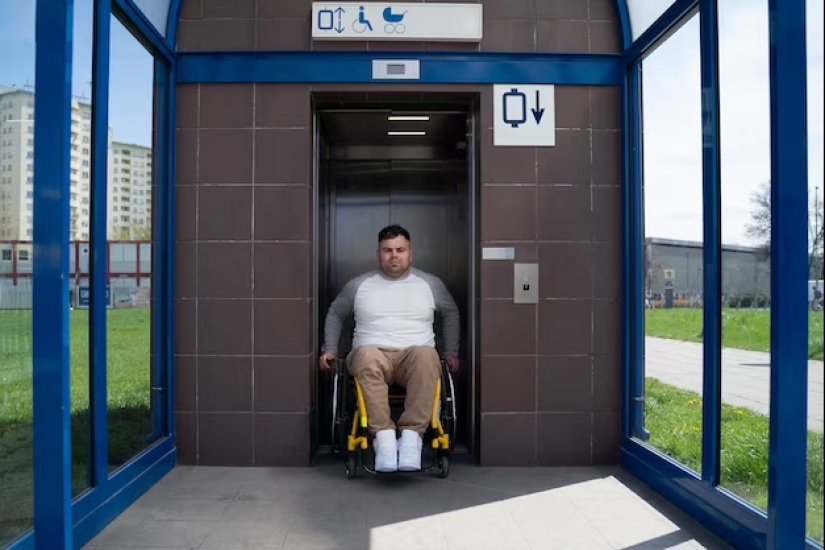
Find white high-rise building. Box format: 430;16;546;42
0;86;36;241
109;142;153;240
0;86;153;242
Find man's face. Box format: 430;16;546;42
377;235;412;278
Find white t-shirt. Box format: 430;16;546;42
322;267;459;356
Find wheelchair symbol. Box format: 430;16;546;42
382;7;407;34
352;6;373;33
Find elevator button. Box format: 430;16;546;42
514;263;539;304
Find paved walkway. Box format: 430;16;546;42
83;460;733;550
645;337;824;432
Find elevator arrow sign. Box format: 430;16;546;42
493;84;556;147
531;90;545;124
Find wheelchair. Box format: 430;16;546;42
330;354;457;479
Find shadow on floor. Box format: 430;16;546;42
84;451;737;550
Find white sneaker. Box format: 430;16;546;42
373;430;398;473
398;429;423;471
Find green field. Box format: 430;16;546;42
645;378;824;543
0;308;152;544
645;308;825;360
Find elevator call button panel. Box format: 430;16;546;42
514;263;539;304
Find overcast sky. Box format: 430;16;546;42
640;0;824;247
1;1;822;248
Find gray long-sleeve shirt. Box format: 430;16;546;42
322;267;460;357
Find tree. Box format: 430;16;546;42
746;181;825;279
114;225;152;241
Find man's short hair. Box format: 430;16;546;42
378;224;410;243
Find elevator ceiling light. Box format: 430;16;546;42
388;115;430;121
388;131;426;136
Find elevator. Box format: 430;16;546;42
312;99;480;460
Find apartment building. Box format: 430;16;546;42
109;142;153;240
0;86;152;242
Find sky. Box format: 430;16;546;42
639;0;824;246
0;0;155;146
0;0;822;248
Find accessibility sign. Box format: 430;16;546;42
493;85;556;147
311;2;483;41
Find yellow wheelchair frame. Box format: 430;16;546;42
332;358;456;479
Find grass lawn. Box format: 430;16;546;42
0;308;153;544
645;308;825;360
645;377;824;543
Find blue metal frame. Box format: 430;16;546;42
9;1;177;549
176;51;624;85
165;56;177;439
90;0;112;489
147;56;171;443
613;0;632;51
622;0;699;63
698;0;721;488
622;443;768;548
619;0;820;549
32;0;75;548
71;440;175;549
766;0;809;547
166;0;181;49
626;61;648;442
620;72;632;442
112;0;175;63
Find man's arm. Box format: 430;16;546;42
426;275;460;357
321;276;364;356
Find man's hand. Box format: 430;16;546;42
319;352;337;371
445;355;460;373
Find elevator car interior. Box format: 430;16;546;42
313;102;478;459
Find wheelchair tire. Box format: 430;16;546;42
346;454;357;479
439;369;457;452
437;455;450;478
332;364;352;456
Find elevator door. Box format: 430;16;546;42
321;159;471;452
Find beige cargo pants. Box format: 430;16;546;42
346;346;441;435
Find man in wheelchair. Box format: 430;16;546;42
319;224;460;473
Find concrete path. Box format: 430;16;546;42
645;337;824;432
83;461;733;550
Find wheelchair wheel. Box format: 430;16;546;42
439;368;457;452
346;454;357;479
438;455;450;478
331;362;352;456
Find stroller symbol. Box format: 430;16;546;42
382;7;407;34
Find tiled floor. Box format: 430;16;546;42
83;455;734;550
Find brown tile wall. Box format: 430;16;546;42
177;0;619;54
173;0;622;467
174;82;314;466
478;84;622;467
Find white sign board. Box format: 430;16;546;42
311;3;483;42
493;85;556;147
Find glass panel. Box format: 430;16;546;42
806;0;824;543
640;13;704;475
718;0;772;513
107;16;156;471
70;0;94;500
0;3;35;543
132;0;171;37
627;0;678;41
